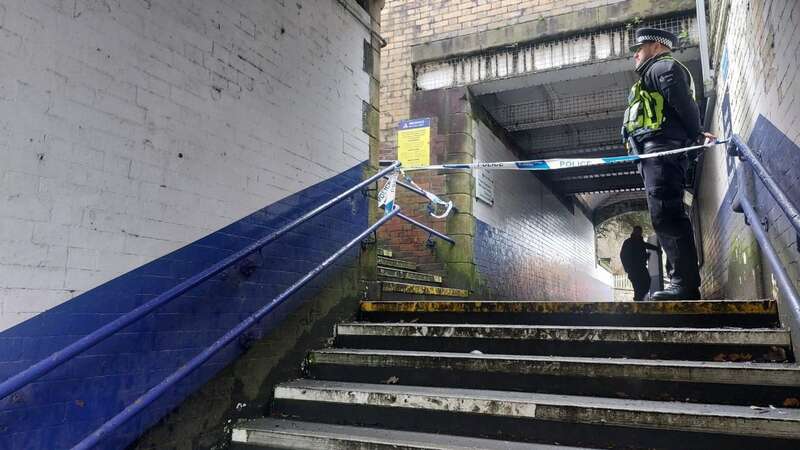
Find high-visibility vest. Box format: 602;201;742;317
623;54;696;137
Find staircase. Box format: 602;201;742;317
231;252;800;450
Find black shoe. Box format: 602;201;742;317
651;285;701;300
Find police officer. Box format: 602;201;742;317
622;28;716;300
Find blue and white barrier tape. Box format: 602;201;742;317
399;170;453;219
377;171;398;216
378;170;454;219
402;139;729;172
385;139;727;219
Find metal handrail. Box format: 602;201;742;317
730;136;800;356
397;213;455;245
729;134;800;237
734;187;800;321
0;161;401;401
378;159;460;214
72;207;402;449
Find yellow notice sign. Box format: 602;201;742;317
397;118;431;167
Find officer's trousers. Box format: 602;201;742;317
639;139;701;289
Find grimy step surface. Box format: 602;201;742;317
306;348;800;406
377;266;443;284
334;323;792;361
232;418;596;449
309;349;800;386
360;300;780;327
337;323;790;345
273;380;800;449
379;281;469;298
377;255;416;271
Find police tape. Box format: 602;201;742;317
401;139;729;172
383;139;728;219
377;171;398;215
378;169;453;218
399;171;453;219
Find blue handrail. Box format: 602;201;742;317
398;211;455;245
0;161;401;401
734;185;800;322
729;134;800;236
730;135;800;355
72;207;401;449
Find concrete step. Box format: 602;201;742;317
367;281;470;301
377;255;416;271
377;248;393;258
273;380;800;449
231;418;596;449
359;300;780;327
306;348;800;406
334;323;792;361
377;266;443;284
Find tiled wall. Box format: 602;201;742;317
472;120;612;301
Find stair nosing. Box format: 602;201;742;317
377;266;443;283
376;256;416;270
379;281;469;297
309;348;800;386
274;380;800;439
335;323;791;346
232;418;596;449
360;299;778;314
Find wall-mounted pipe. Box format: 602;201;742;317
695;0;715;92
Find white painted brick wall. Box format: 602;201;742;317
700;0;799;215
473;121;613;294
0;0;372;331
698;0;799;298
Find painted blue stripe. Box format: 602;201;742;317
0;163;369;449
515;161;550;170
602;155;639;164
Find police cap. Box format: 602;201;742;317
629;27;679;52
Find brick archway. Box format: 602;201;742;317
593;197;649;227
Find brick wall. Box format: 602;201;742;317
0;0;373;331
472;119;613;300
379;0;625;156
697;0;799;299
375;87;477;288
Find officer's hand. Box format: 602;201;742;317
698;131;717;145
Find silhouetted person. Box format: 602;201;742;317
620;226;659;301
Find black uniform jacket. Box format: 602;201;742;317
635;52;703;144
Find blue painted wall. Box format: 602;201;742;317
0;163;368;449
749;116;800;295
699;115;799;299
